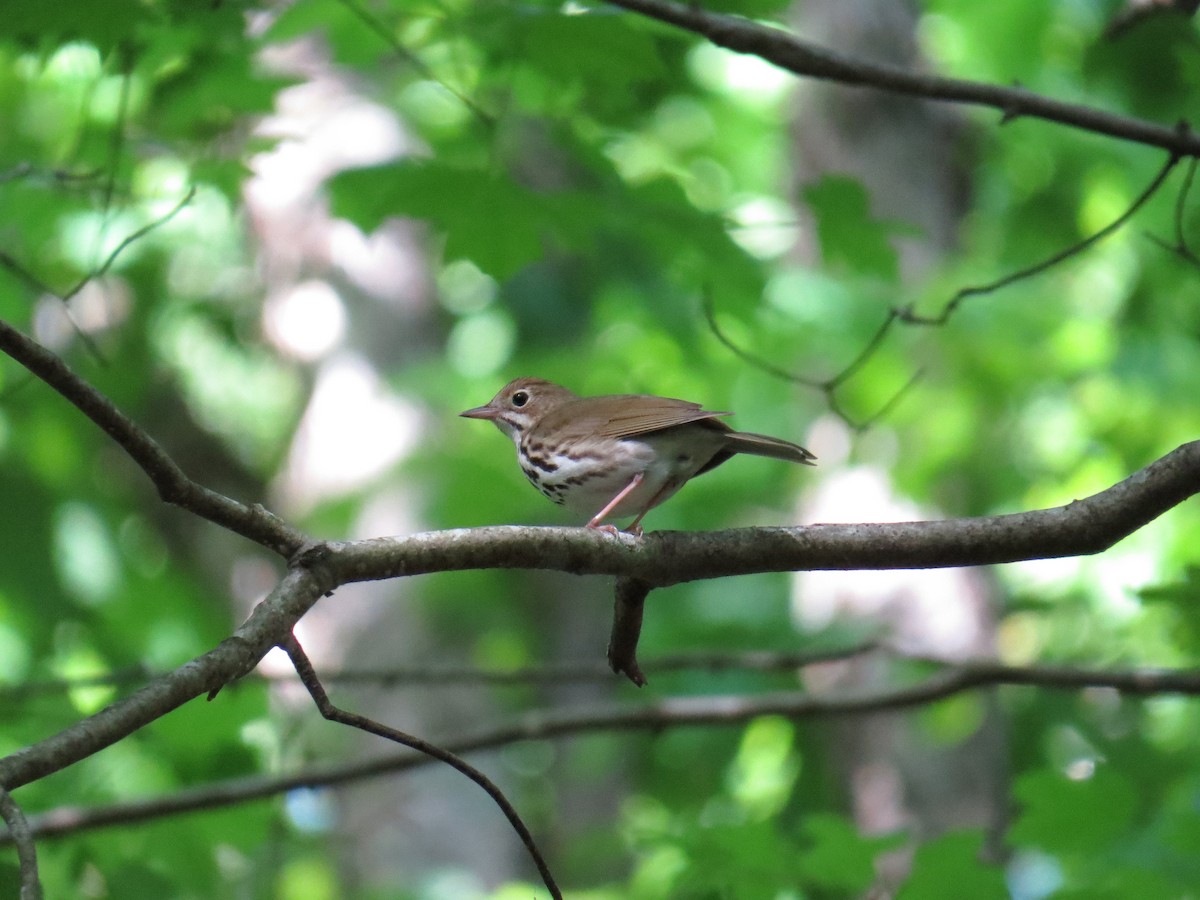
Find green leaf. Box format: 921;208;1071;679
797;813;905;892
1009;767;1137;855
329;161;549;279
1139;567;1200;652
897;831;1007;900
521;12;667;94
802;174;901;281
265;0;386;67
0;0;153;53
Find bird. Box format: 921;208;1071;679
460;377;816;534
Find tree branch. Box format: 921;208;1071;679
282;635;562;899
902;154;1180;324
7;435;1185;790
605;0;1200;156
2;322;1197;834
10;660;1200;843
0;642;879;698
607;577;651;685
0;319;307;557
316;440;1200;586
0;787;43;900
0;569;327;790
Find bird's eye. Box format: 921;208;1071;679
511;390;529;407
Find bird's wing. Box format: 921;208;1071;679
548;394;732;440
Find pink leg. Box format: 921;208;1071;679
587;472;644;532
626;479;677;535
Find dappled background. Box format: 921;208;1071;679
2;0;1200;897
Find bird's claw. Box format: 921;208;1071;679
587;522;644;538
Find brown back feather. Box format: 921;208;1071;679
536;394;732;440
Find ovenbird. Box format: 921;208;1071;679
461;378;816;533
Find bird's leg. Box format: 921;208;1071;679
626;479;678;535
587;472;644;532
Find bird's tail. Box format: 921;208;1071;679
725;430;817;466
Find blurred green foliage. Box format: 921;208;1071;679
1;0;1199;897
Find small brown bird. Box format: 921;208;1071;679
461;377;816;533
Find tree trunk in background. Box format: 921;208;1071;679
789;0;971;277
787;0;1008;890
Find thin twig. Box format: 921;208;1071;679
0;187;196;365
701;292;822;389
12;659;1200;843
902;153;1180;324
705;155;1178;425
335;0;495;131
281;635;563;900
1174;156;1197;251
0;786;44;900
0;643;879;699
826;310;899;390
703;296;916;431
0;252;56;297
62;187;197;303
1147;155;1200;270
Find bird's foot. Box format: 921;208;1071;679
587;522;645;538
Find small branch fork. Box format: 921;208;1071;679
280;635;562;900
604;0;1196;426
0;187;195;364
705;153;1183;427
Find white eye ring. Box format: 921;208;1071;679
511;391;530;407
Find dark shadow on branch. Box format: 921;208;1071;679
281;635;563;900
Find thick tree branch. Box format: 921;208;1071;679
605;0;1200;156
0;569;327;790
10;660;1200;843
2;321;1197;831
319;440;1200;585
8;438;1179;788
0;319;306;557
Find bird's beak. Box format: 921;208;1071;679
459;404;497;420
